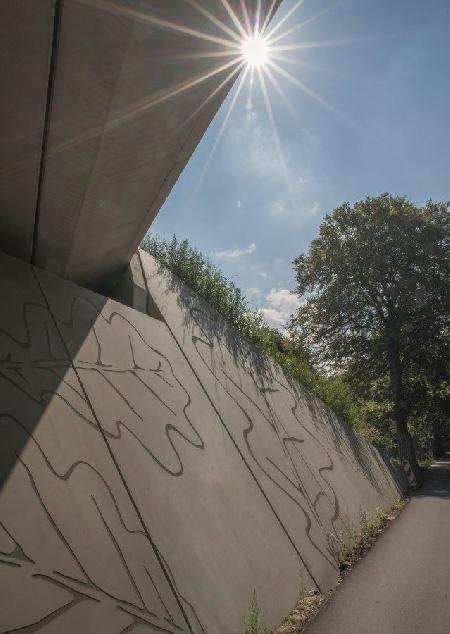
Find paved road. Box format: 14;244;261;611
306;454;450;634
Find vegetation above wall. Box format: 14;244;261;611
141;234;363;433
142;193;449;467
293;194;449;478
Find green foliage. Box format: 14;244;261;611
418;456;434;469
143;234;266;341
141;234;359;426
141;220;448;460
390;498;408;514
293;194;450;462
244;591;267;634
358;508;388;549
338;499;407;572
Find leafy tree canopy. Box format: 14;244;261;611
293;194;449;477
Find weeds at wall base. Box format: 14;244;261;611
244;591;268;634
273;497;408;633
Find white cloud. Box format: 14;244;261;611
260;288;301;328
246;287;263;298
231;118;287;183
213;242;256;260
270;201;285;215
308;201;321;215
259;307;287;327
258;271;268;278
225;113;329;228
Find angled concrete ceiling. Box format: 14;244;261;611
0;1;54;261
0;0;281;291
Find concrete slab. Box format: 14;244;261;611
0;2;281;286
0;1;54;260
0;251;189;632
31;0;280;290
37;261;314;633
140;251;403;593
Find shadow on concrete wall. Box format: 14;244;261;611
0;253;108;494
152;259;405;502
1;250;408;632
0;253;195;633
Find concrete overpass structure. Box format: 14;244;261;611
1;0;280;291
0;3;409;632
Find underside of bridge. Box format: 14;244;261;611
0;4;410;633
0;0;280;291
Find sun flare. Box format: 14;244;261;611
241;34;269;68
156;0;347;200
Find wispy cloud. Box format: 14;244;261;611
308;200;321;215
213;242;256;260
246;287;264;298
260;287;301;328
225;110;330;228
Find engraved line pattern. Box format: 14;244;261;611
0;293;195;632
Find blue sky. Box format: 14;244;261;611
150;0;450;327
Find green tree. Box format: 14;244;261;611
293;194;449;480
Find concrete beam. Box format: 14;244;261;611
0;1;54;260
0;1;280;290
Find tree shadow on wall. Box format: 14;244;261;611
157;260;405;498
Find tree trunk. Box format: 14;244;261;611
387;331;422;485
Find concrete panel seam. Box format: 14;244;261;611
137;250;322;592
31;0;65;264
31;264;195;634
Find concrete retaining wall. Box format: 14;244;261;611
0;249;403;632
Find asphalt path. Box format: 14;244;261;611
306;454;450;634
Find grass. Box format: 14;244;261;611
141;234;359;427
337;499;407;573
244;591;267;634
274;497;408;633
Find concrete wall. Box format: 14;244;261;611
140;252;405;573
0;248;403;632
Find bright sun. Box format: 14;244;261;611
241;34;269;68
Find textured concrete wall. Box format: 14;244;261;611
139;251;405;584
0;248;403;632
